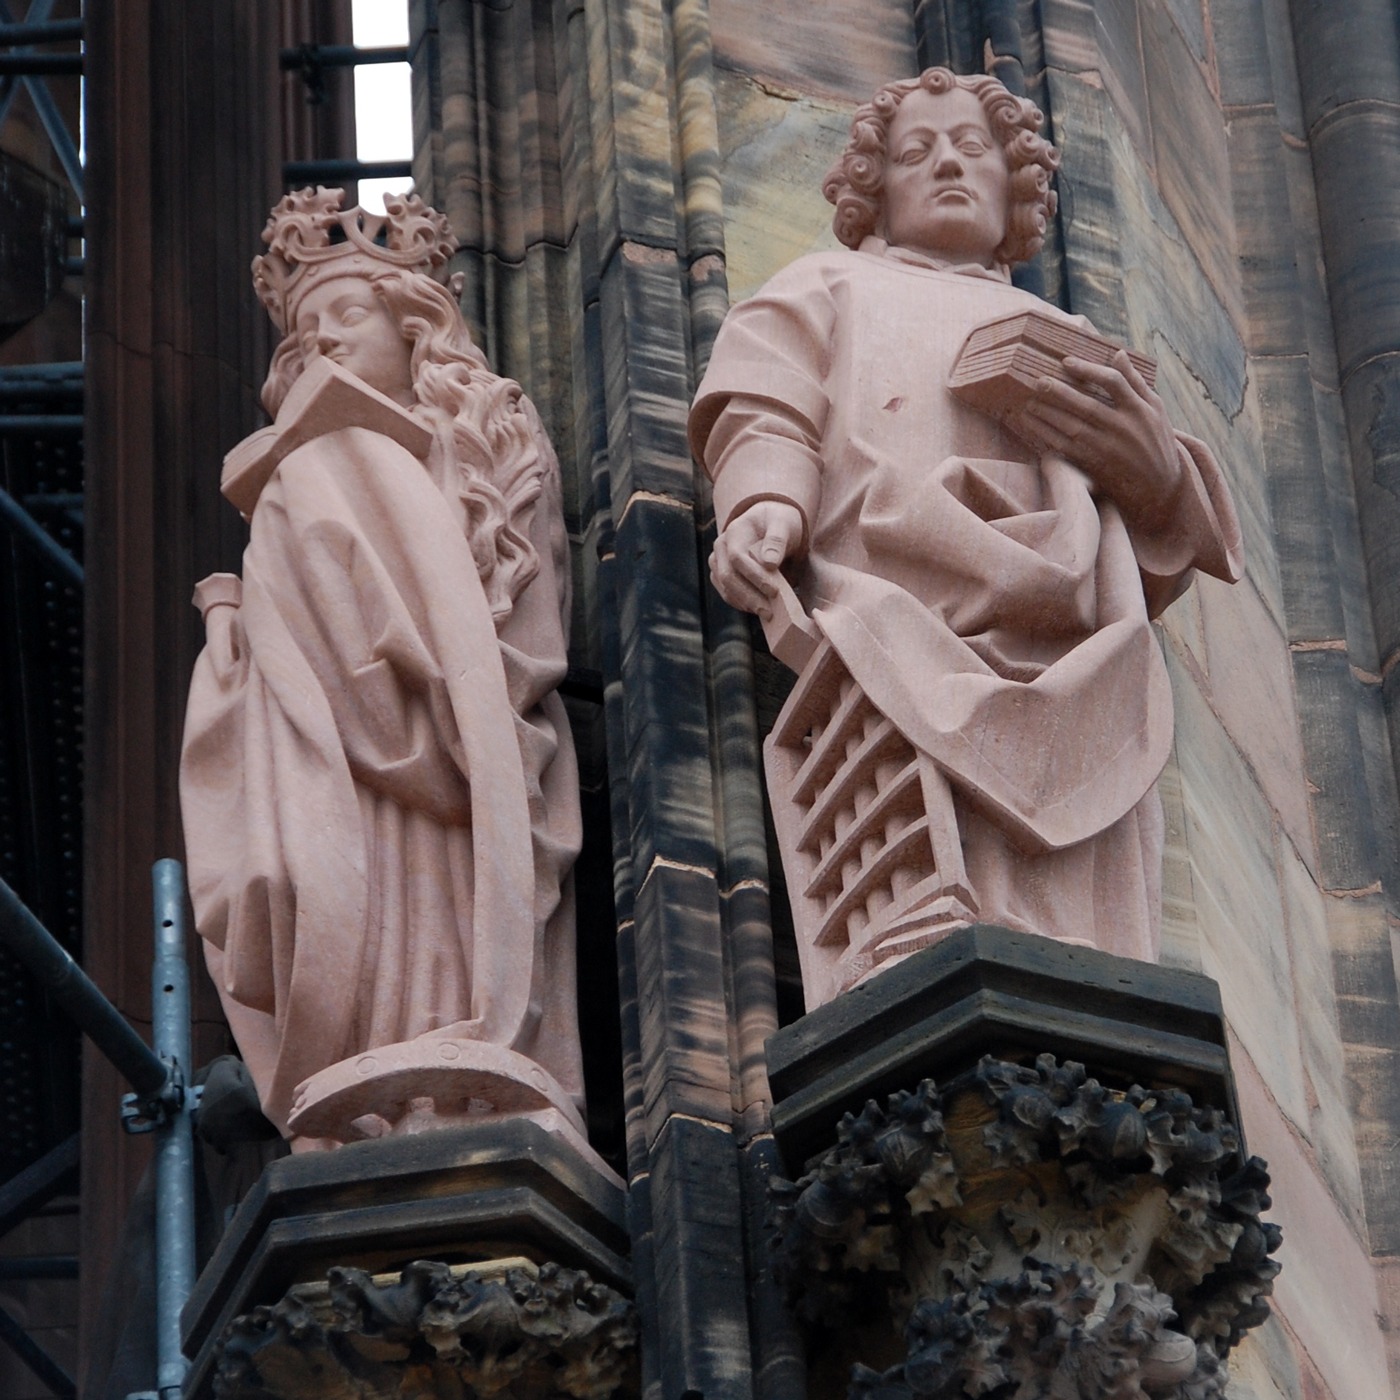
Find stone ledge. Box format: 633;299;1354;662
181;1118;630;1400
766;924;1239;1170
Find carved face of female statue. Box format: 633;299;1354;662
294;275;415;406
880;86;1010;267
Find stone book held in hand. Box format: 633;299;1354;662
948;308;1158;442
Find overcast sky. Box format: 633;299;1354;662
352;0;413;212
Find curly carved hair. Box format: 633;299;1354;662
262;270;545;625
822;67;1060;268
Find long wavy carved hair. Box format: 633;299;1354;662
822;67;1060;268
262;270;544;625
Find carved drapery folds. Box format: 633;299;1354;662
770;1056;1280;1399
211;1258;638;1400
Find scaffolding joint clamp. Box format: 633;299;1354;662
120;1059;201;1134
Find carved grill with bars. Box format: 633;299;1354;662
764;634;977;1009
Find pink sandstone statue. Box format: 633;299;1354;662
689;69;1243;1009
180;189;585;1149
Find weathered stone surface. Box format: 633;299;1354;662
1225;1314;1306;1400
1212;0;1276;109
1325;890;1400;1268
632;861;733;1139
771;1060;1278;1399
737;1132;805;1395
1042;0;1151;166
1139;5;1242;334
706;606;773;892
646;1115;751;1399
1343;354;1400;668
211;1258;638;1400
1195;573;1316;870
1248;356;1347;644
1158;575;1208;677
1161;0;1207;63
1275;847;1367;1230
583;7;781;1396
671;0;728;273
1094;0;1151;162
713;71;846;302
1375;1255;1400;1400
1230;1039;1392;1400
586;0;688;260
1291;645;1390;896
1310;380;1374;663
180;1119;630;1399
599;251;695;507
1045;66;1248;424
612;497;718;877
1166;649;1310;1130
1229;115;1308;358
710;0;916;104
1154;348;1284;634
1282;149;1332;378
721;877;782;1131
1289;0;1400;131
1155;739;1205;974
1350;663;1400;898
1039;0;1097;78
1311;107;1400;382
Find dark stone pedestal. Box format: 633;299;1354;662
766;923;1241;1171
764;927;1278;1400
180;1119;631;1399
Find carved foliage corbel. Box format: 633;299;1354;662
769;1055;1281;1399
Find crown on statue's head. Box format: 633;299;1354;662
252;186;459;333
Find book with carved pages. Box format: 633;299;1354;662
948;308;1157;446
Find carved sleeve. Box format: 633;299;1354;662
1132;432;1244;617
689;257;842;537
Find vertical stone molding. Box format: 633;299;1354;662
408;3;794;1394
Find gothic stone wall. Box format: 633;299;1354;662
409;1;1398;1397
711;3;1399;1397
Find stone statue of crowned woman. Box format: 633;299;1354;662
180;188;585;1150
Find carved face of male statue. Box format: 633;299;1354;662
294;275;416;405
880;86;1010;267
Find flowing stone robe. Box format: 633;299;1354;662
690;240;1243;975
180;393;582;1134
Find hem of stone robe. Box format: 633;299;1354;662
957;790;1163;961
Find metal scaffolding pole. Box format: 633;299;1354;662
0;868;199;1400
0;877;165;1097
149;860;195;1400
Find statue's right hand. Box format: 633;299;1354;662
203;603;247;680
709;499;804;616
193;574;247;682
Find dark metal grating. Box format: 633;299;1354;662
0;377;82;1182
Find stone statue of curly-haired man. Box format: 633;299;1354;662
822;67;1059;265
689;69;1243;1009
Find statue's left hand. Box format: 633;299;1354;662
1018;350;1184;526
